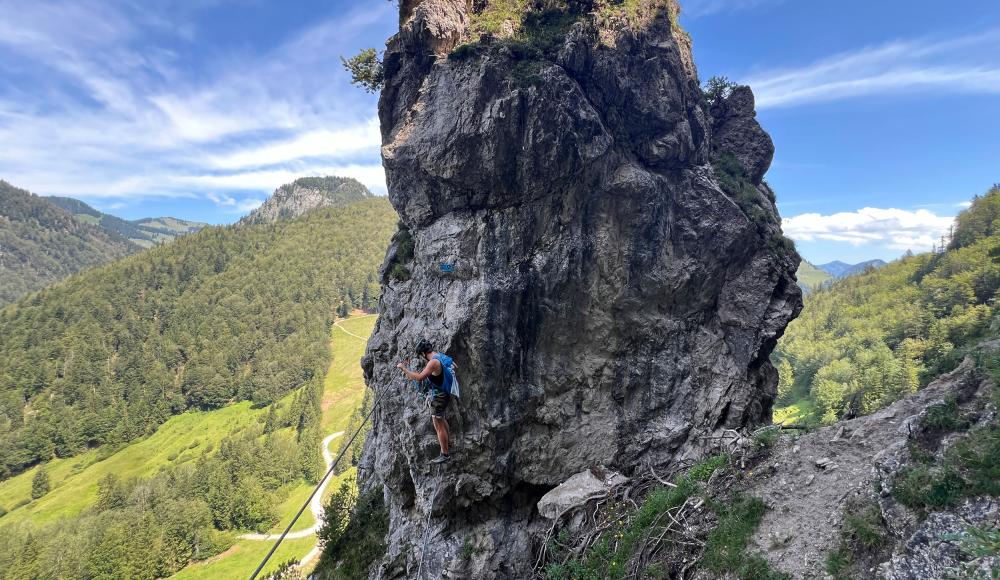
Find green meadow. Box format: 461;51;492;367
0;313;377;579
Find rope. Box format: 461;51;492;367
415;477;441;579
248;378;394;580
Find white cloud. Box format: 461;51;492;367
747;31;1000;109
206;192;237;207
0;0;393;210
237;198;265;213
182;163;388;196
783;207;955;252
207;119;381;170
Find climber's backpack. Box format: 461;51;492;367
433;353;461;399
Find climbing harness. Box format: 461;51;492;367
248;377;396;580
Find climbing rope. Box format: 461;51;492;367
414;482;441;580
248;378;395;580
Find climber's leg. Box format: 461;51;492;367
431;416;450;455
430;393;451;461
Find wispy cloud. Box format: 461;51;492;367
0;0;394;214
783;207;955;252
748;30;1000;108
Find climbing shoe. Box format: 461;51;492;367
431;453;451;464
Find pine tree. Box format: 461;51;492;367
776;359;795;404
31;465;50;499
263;404;280;434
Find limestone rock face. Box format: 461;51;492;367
710;85;775;183
359;1;801;577
240;176;371;225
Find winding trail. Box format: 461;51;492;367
238;431;345;542
238;316;375;569
333;315;375;341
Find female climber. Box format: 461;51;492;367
396;339;456;464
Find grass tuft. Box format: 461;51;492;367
825;503;888;580
690;454;728;482
702;495;787;580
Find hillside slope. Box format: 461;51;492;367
0;315;378;580
0;198;396;480
775;184;999;425
0;181;138;307
241;176;373;226
47;196;207;248
795;260;834;293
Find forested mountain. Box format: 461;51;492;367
241;176;373;225
817;258;887;278
795;260;834;293
0;197;396;480
0;181;138;308
775;185;1000;424
47;196;207;248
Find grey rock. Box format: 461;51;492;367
357;1;801;578
536;467;628;520
711;85;774;184
880;498;1000;580
749;357;993;579
240;176;371;225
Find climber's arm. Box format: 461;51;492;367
397;358;440;381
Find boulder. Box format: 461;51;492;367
537;467;629;520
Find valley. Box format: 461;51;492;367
172;314;375;579
0;314;376;579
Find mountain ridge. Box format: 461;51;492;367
46;196;207;248
0;196;395;481
0;181;138;307
817;258;887;278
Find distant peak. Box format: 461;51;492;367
240;175;373;225
817;259;888;278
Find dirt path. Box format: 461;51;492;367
747;360;981;578
333;315;375;341
238;316;373;569
238;431;344;542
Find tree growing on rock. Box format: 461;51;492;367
342;48;384;93
703;75;739;104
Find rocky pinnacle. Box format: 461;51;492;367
358;1;802;577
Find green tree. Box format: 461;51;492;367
31;465;50;499
776;358;795;404
342;48;384;93
96;473;127;512
702;75;738;104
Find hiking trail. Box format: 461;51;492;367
238;431;345;542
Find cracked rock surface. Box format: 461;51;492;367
357;1;801;577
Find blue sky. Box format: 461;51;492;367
0;0;997;264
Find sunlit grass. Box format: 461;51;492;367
0;314;377;578
773;398;816;426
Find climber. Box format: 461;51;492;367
396;339;455;464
